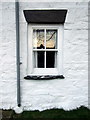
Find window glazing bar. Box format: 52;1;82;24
33;49;58;51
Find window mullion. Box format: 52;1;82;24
45;52;46;68
45;29;46;68
45;29;46;49
35;30;38;68
36;52;37;68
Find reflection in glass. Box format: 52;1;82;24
33;29;44;49
46;29;57;49
34;51;44;68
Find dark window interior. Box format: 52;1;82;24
37;51;44;68
46;51;55;68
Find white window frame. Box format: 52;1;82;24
27;24;64;76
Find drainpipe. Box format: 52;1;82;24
15;0;21;107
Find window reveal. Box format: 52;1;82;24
33;29;57;68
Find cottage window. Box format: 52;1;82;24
23;10;67;79
27;24;64;76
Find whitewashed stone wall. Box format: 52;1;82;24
1;1;88;111
1;2;17;109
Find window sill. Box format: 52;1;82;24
24;75;65;80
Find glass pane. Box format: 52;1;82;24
33;29;45;49
46;29;57;49
46;51;56;68
34;51;44;68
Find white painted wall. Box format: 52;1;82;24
1;2;17;109
1;1;88;111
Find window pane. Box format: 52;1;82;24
34;51;44;68
46;29;57;49
46;51;56;68
33;29;45;49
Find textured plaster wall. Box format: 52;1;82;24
1;1;88;111
1;2;17;109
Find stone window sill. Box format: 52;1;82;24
24;75;65;80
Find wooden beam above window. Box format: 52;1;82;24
23;10;67;24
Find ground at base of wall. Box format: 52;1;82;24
1;106;90;120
